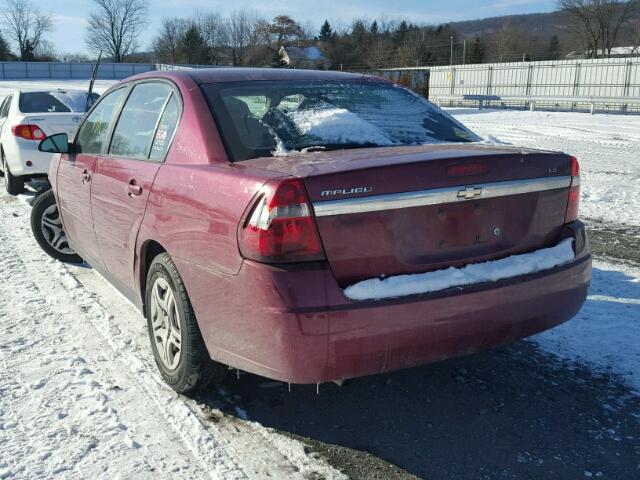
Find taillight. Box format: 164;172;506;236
239;178;325;263
565;156;580;223
12;124;46;141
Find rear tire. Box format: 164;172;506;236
30;189;82;263
2;154;24;195
146;253;226;393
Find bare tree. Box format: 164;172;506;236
226;10;257;66
86;0;148;62
194;10;228;65
1;0;53;60
557;0;636;57
153;17;190;64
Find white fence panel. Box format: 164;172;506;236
378;57;640;112
0;62;159;80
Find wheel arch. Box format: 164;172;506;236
138;239;167;317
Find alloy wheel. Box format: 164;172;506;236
40;204;74;254
150;277;182;371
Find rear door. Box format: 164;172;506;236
91;81;180;293
56;87;127;266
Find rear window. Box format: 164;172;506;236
201;80;480;162
19;91;99;113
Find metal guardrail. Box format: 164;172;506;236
434;94;640;114
0;62;215;80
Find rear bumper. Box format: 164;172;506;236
179;223;591;384
3;137;56;177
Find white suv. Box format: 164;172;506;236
0;89;98;194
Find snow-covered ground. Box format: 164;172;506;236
535;260;640;393
449;108;640;227
0;194;345;479
446;108;640;393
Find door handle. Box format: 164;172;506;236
128;179;143;197
82;169;91;183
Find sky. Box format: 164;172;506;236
36;0;557;55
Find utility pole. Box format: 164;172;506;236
462;39;466;65
450;36;454;66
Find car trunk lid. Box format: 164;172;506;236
240;144;573;287
25;113;84;138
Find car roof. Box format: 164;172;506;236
129;67;367;85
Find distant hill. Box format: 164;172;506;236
449;10;575;44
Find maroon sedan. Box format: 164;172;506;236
30;69;590;393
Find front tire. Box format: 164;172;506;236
146;253;226;393
2;154;24;195
30;189;82;263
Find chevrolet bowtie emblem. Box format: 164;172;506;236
457;185;483;199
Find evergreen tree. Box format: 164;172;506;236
180;25;208;64
468;37;485;64
548;35;561;60
352;20;367;42
0;33;13;61
319;20;332;42
370;20;379;35
396;20;409;44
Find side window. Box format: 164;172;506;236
110;83;173;160
76;88;126;155
149;93;180;161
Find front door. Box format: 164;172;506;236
56;87;127;266
91;81;180;293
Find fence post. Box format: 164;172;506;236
450;67;456;95
525;64;533;96
486;66;493;96
422;70;430;100
572;63;581;96
623;60;632;97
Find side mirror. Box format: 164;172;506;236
39;133;71;154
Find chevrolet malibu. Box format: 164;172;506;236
30;69;591;393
